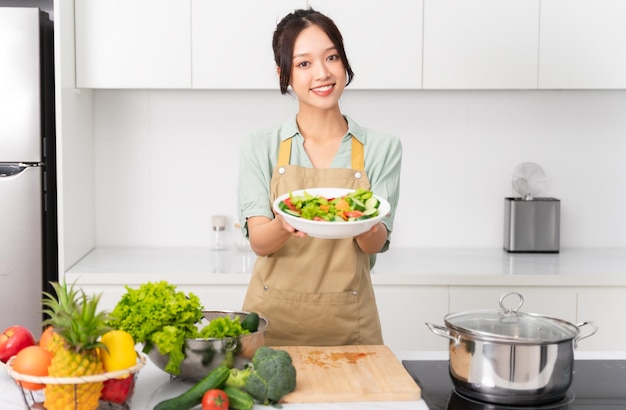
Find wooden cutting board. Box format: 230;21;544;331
274;345;421;403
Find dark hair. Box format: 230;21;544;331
272;8;354;94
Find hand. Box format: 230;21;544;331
354;222;380;240
354;223;387;254
274;213;308;238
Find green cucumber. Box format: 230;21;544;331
153;365;230;410
350;197;366;211
223;385;255;410
283;208;301;217
364;197;380;210
362;207;379;217
241;312;260;333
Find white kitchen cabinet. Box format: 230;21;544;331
191;0;304;89
309;0;423;89
375;286;448;351
539;0;626;89
75;0;192;88
423;0;540;89
576;287;626;351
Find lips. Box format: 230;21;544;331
311;84;334;96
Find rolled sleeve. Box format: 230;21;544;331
237;130;279;237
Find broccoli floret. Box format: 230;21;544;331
244;346;297;404
225;367;252;389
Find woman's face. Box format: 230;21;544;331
289;24;346;111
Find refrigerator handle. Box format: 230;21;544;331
0;163;41;177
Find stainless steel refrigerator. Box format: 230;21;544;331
0;7;57;336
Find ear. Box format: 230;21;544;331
276;66;281;78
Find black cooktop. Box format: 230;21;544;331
402;360;626;410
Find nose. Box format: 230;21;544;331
313;60;331;80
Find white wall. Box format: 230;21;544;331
93;89;626;249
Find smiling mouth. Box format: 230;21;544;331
311;84;334;92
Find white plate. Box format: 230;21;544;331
273;188;390;239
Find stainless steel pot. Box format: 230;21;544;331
426;292;598;406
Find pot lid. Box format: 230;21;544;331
444;292;579;343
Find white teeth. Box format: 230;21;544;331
313;85;332;92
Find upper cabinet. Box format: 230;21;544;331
309;0;423;89
73;0;626;90
423;0;540;89
191;0;302;89
539;0;626;89
75;0;192;89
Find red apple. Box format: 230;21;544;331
0;325;36;363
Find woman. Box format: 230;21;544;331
237;8;402;346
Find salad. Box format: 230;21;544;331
277;188;381;222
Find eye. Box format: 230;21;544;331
327;54;341;62
295;61;310;68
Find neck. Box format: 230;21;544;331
296;107;347;142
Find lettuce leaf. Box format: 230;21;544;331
198;316;249;339
107;281;204;375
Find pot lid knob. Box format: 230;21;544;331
499;292;524;315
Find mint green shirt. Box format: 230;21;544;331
237;115;402;252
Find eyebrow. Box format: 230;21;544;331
292;46;337;59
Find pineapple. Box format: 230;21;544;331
42;281;111;410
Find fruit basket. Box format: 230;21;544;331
5;352;146;410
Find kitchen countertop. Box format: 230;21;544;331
3;350;626;410
65;247;626;286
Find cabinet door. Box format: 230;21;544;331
309;0;423;89
577;287;626;351
423;0;540;89
375;286;449;351
539;0;626;89
192;0;303;89
75;0;192;88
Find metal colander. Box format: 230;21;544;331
148;309;269;380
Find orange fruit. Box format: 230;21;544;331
12;345;52;390
38;326;55;353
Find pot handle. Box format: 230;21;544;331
425;322;461;348
574;321;598;347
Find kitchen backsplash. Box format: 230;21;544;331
93;89;626;249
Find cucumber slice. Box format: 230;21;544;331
283;209;301;217
350;198;366;211
362;208;379;217
365;197;380;210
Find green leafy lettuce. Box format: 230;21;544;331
198;316;249;339
107;281;204;375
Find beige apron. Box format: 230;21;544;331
242;136;383;346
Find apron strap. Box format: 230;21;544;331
277;136;365;170
351;136;364;171
277;138;291;166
